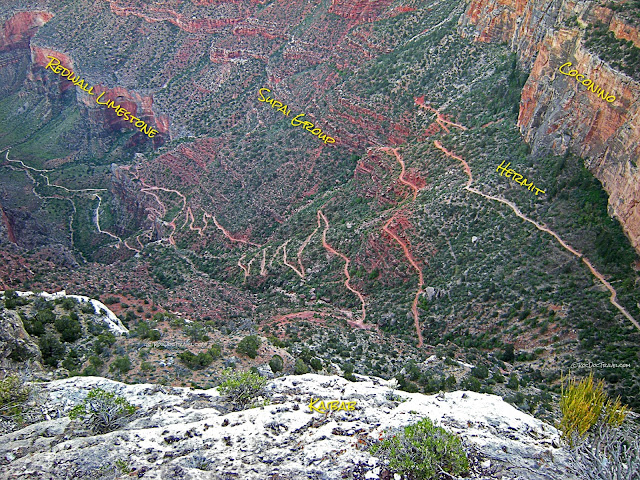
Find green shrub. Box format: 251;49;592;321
0;375;31;423
294;358;309;375
217;368;267;410
178;345;221;370
3;289;18;309
370;417;469;480
54;315;83;343
183;323;209;342
309;357;323;371
471;366;489;379
23;316;45;336
59;297;77;311
38;332;65;367
140;361;155;372
62;349;82;372
269;354;284;373
236;335;261;359
69;388;136;433
135;321;161;341
110;355;131;373
35;309;56;325
501;344;515;362
560;373;628;446
80;302;96;314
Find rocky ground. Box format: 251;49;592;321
0;373;577;480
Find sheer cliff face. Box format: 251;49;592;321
459;0;640;254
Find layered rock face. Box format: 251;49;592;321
0;374;577;479
0;11;53;52
459;0;640;254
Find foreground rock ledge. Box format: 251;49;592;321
0;374;576;479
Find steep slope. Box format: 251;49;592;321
459;0;640;253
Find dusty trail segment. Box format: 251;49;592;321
212;215;262;247
434;140;640;333
382;213;425;348
318;210;367;327
379;147;419;200
373;147;428;347
282;240;304;278
416;98;468;133
3;150;129;255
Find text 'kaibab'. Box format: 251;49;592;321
308;398;356;413
258;88;336;144
45;56;158;139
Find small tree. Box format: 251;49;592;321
370;417;469;480
269;354;283;373
55;315;83;343
69;388;136;433
217;369;267;410
38;332;65;367
309;357;323;371
110;355;131;373
236;335;261;359
294;358;309;375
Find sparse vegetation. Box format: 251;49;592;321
560;373;627;446
236;335;261;359
370;417;469;480
69;388;136;433
217;369;268;410
0;375;31;425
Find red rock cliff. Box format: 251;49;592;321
0;11;53;52
459;0;640;254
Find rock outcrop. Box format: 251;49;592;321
0;11;53;52
0;308;42;377
459;0;640;254
0;373;577;479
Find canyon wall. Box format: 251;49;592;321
459;0;640;254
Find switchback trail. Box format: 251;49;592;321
318;210;367;326
434;140;640;332
416;99;468;133
282;240;304;278
212;215;262;247
379;147;419;200
374;147;426;347
382;213;425;348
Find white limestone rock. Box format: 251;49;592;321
0;374;577;479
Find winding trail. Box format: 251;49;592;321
238;254;250;280
416;99;468;133
434;140;640;332
371;146;426;346
317;210;367;326
185;207;204;236
379;147;419;201
212;215;262;247
283;240;304;278
92;194;138;252
270;242;285;268
382;213;425;347
260;249;267;276
297;226;319;277
3;150;110;258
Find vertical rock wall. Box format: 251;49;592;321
458;0;640;254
